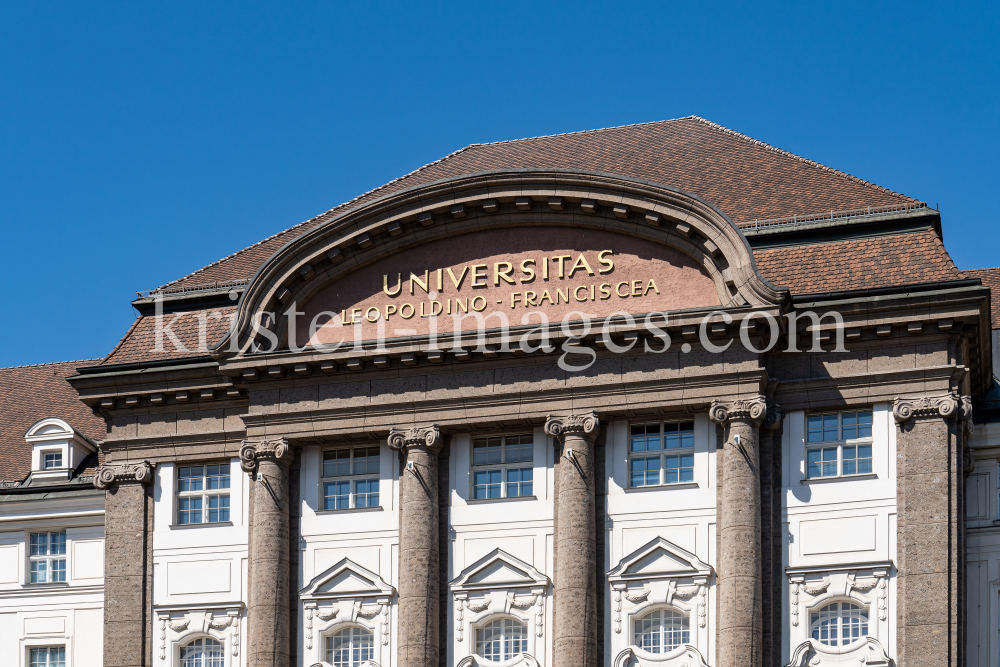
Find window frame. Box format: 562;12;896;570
628;420;696;489
320;445;382;512
41;450;63;470
27;530;67;585
175;462;232;526
324;624;376;667
469;433;535;501
808;599;870;647
631;606;691;655
804;410;874;481
474;616;529;662
28;646;66;667
178;636;226;667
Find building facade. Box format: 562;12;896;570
2;117;998;667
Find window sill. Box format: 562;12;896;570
316;506;384;514
23;582;69;589
467;495;538;504
169;521;234;530
625;482;699;492
801;473;877;484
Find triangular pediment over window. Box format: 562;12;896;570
608;537;712;584
300;558;394;601
450;549;548;592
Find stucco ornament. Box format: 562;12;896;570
786;636;892;666
892;392;972;424
613;645;710;667
387;424;442;452
93;460;153;489
544;411;600;439
708;396;767;425
239;437;293;474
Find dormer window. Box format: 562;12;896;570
43;451;63;469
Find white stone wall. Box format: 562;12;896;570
966;421;1000;667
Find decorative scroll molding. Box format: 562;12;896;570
614;645;711;667
315;607;339;622
387;425;442;453
156;606;242;661
786;636;892;666
709;396;767;425
892;392;973;424
763;402;783;430
239;437;293;474
544;411;600;441
788;565;890;628
94;461;153;489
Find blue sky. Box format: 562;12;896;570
1;1;997;367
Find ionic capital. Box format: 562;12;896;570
387;425;442;453
892;392;973;426
709;396;767;425
763;403;783;430
239;438;293;474
93;461;153;490
544;411;600;441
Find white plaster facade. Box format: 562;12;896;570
966;420;1000;667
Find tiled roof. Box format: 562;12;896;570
0;360;106;483
101;306;237;365
159;116;917;291
962;267;1000;329
753;229;961;294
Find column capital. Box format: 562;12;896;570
544;411;600;441
709;395;767;425
387;424;442;453
93;461;154;490
239;437;293;474
892;392;973;426
763;402;783;430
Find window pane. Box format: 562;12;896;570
51;558;66;582
473;470;502;499
630;423;661;452
181;638;224;667
353;447;381;475
506;467;533;497
323;450;351;477
823;414;838;441
355;479;379;508
822;447;838;477
207;495;230;522
633;609;689;654
505;434;534;463
843;445;857;475
630;457;660;487
473;437;503;465
842;411;858;439
477;618;525;661
43;452;62;469
857;411;873;438
178;466;204;492
664;421;694;449
30;532;46;556
178;497;203;524
30;559;47;583
30;647;66;667
206;464;230;490
324;481;351;510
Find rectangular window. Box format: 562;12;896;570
42;452;63;469
28;531;66;584
321;446;381;510
629;421;695;487
805;410;874;479
471;434;534;500
30;647;65;667
176;463;231;524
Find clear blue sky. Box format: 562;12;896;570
1;1;996;367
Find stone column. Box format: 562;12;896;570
710;396;766;667
388;425;443;667
544;411;600;667
893;393;971;667
758;403;781;667
240;438;294;667
95;461;154;667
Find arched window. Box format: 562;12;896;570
810;601;868;646
180;638;224;667
326;626;374;667
633;609;689;653
476;618;527;662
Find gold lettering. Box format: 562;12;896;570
471;264;488;288
552;255;572;278
574;285;589;302
555;288;569;304
455;297;469;313
645;279;660;295
471;296;487;312
340;310;349;325
437;268;444;292
511;292;521;308
542;256;549;280
421;301;442;317
384;304;397;319
568;254;594;277
600;283;611;299
632;280;642;296
446;299;452;315
598;250;614;274
365;307;380;323
447;266;469;289
400;303;415;319
384;273;402;297
520;259;536;283
539;290;553;305
590;284;596;300
410;270;429;295
616;282;630;298
494;262;515;285
525;291;537;306
351;308;363;323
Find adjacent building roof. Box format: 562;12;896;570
0;360;106;482
962;267;1000;330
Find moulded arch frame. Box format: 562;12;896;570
212;170;788;359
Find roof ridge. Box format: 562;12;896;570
0;358;102;372
157;144;479;291
688;116;916;203
461;115;699;149
963;266;1000;273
